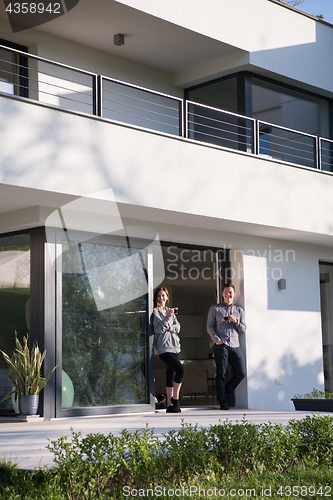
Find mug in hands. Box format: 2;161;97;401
223;315;229;321
173;307;179;314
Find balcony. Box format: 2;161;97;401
1;43;333;174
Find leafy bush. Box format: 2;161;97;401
47;429;127;498
44;414;333;499
290;414;333;464
293;388;333;399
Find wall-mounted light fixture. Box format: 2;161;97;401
278;279;286;290
114;34;125;46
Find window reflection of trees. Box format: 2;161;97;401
62;241;148;407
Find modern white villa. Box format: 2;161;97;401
0;0;333;419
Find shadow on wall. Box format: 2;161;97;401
0;100;115;193
248;352;324;411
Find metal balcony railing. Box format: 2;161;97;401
0;43;333;174
186;101;256;154
320;138;333;173
258;121;318;170
0;44;96;114
100;77;183;137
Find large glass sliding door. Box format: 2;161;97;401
0;232;30;414
59;235;149;414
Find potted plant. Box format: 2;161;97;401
292;388;333;412
0;333;58;416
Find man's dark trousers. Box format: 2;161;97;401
213;343;245;406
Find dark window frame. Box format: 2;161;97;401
0;38;29;98
186;71;332;140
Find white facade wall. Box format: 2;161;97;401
1;97;333;242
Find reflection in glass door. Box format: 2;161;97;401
0;233;30;413
61;237;149;409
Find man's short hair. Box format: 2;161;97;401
222;283;235;292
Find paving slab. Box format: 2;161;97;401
0;407;322;470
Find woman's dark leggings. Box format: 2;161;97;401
159;352;185;387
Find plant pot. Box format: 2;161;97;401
292;398;333;412
19;395;39;415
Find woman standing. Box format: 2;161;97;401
153;287;185;413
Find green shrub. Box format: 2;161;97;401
47;428;128;498
44;414;333;499
207;416;265;475
290;414;333;464
293;388;333;399
160;421;215;482
120;425;162;486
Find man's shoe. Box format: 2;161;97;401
219;403;229;410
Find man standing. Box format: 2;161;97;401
207;283;246;410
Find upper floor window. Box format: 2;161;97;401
0;39;28;98
186;75;238;115
252;77;330;140
186;72;332;141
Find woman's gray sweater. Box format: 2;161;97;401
153;307;181;355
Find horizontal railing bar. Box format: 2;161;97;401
0;56;95;89
103;100;180;124
259;136;315;155
259;130;316;148
1;76;93;107
103;87;181;113
102;106;181;131
35;75;93;100
259;147;316;164
188;111;254;134
0;82;94;113
102;96;180;120
187;120;251;142
259;142;316;162
320;137;333;145
189;128;253;149
321;145;333;152
187;100;256;124
259;133;315;153
0;44;97;78
102;75;183;104
321;155;333;165
258;119;318;140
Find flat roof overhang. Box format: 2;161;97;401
1;183;333;248
0;0;247;79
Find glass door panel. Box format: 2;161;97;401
0;233;30;413
61;238;148;408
